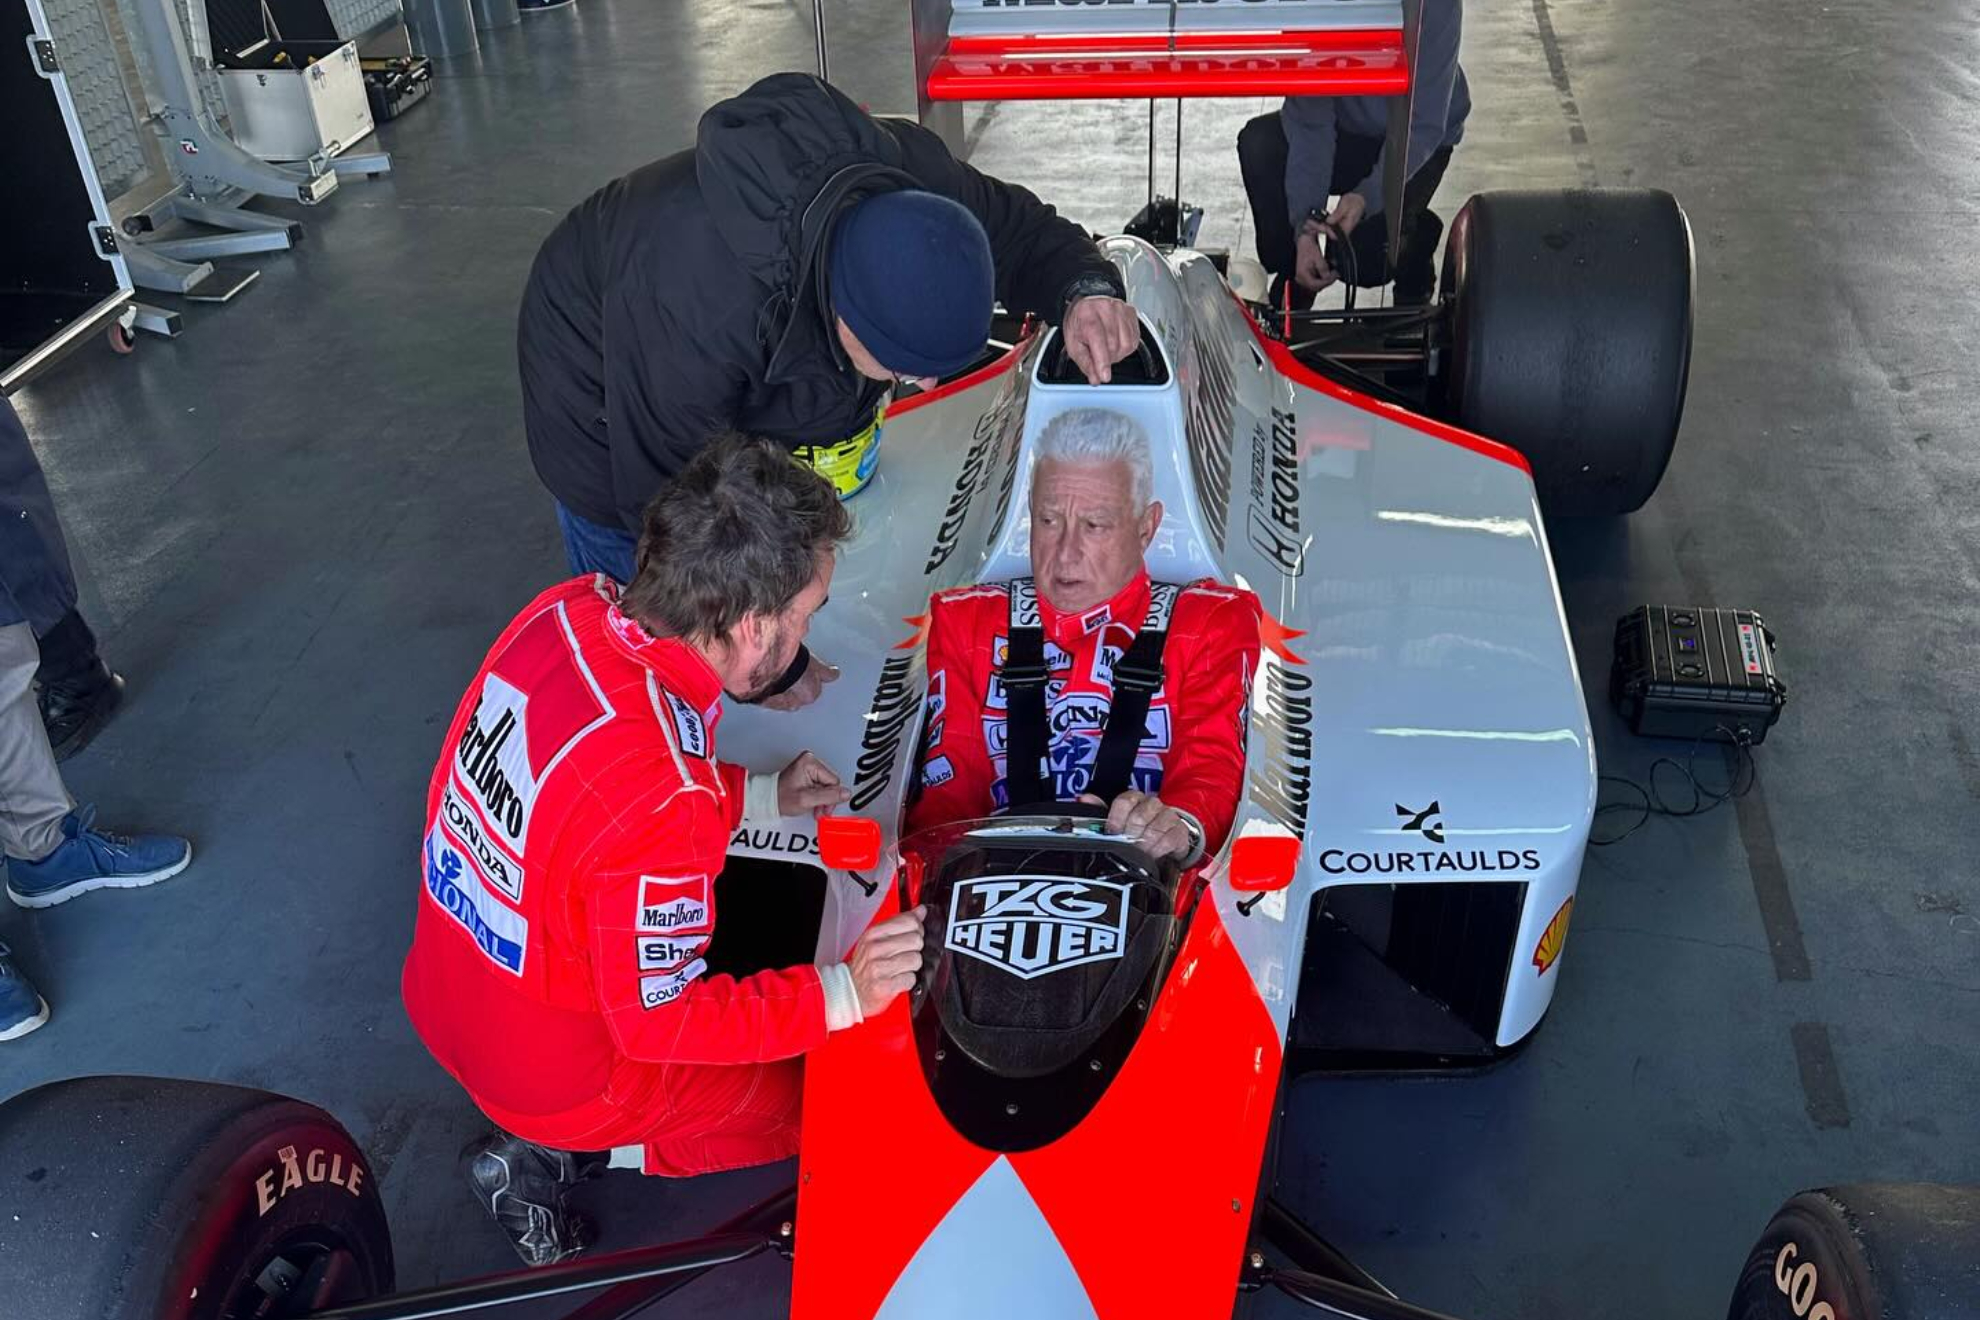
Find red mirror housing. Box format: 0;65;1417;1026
818;815;882;872
1229;834;1300;893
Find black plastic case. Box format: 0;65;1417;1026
1610;605;1787;744
361;56;433;123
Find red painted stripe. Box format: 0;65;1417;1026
887;331;1032;418
1229;291;1534;474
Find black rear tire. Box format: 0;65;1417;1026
0;1075;394;1320
1441;188;1694;515
1728;1184;1980;1320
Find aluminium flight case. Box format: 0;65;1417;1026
2;0;136;392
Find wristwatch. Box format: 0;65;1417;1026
1177;810;1206;868
1059;271;1124;319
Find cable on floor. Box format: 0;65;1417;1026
1591;724;1759;847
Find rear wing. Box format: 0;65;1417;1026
908;0;1424;262
924;0;1408;101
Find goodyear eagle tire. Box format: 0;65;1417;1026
0;1075;393;1320
1728;1185;1980;1320
1441;188;1694;516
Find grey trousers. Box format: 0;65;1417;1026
0;623;70;863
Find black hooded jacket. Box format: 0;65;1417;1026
518;74;1122;531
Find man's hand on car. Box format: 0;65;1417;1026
777;751;852;817
1062;295;1143;385
760;651;840;711
1080;791;1196;861
848;906;927;1017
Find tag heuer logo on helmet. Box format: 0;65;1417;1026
945;876;1130;980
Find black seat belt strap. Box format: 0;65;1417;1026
1000;578;1052;811
1089;582;1179;805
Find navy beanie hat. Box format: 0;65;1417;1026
830;190;994;380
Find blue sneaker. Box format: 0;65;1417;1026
0;943;49;1041
4;805;191;909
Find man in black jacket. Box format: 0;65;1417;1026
519;74;1140;706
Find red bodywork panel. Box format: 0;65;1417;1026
791;891;1283;1318
926;28;1408;100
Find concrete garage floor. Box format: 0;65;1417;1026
5;0;1979;1314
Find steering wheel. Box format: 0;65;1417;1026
1116;339;1162;384
1040;325;1163;386
1003;799;1111;822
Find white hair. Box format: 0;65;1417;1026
1033;408;1154;509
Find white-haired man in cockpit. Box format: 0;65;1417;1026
907;408;1261;861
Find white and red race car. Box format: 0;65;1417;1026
7;197;1969;1320
5;2;1975;1318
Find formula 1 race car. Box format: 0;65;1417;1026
5;215;1977;1320
7;1;1974;1315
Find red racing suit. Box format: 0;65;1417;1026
401;577;859;1175
906;571;1261;854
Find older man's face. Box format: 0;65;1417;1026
1029;458;1161;615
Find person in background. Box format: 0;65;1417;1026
0;394;125;759
0;394;194;1041
1237;0;1469;308
519;73;1142;708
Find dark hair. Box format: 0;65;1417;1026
622;433;851;642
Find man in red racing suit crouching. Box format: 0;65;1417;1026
906;407;1261;862
402;435;924;1266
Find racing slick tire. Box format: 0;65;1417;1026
1440;188;1694;516
1728;1184;1980;1320
0;1074;394;1320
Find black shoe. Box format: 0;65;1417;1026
461;1132;604;1267
38;665;123;762
34;610;123;761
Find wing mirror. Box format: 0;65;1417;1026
1229;833;1300;893
817;815;882;872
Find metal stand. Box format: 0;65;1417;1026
115;0;394;325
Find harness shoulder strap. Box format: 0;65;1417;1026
1000;578;1051;811
1089;582;1179;804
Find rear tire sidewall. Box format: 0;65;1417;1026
1441;188;1695;516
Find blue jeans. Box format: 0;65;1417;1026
556;504;638;584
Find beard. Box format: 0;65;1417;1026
733;617;799;703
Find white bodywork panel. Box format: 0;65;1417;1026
719;237;1594;1049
